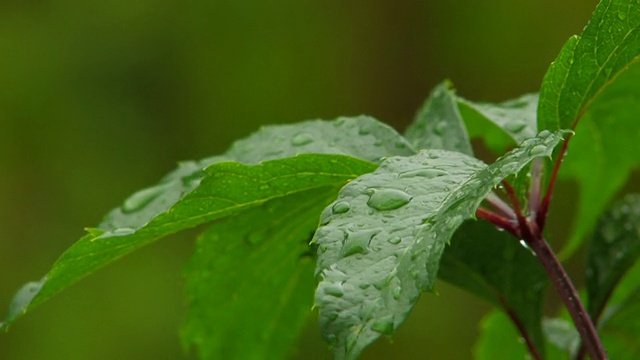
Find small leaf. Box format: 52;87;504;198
586;194;640;321
1;154;376;330
439;220;547;352
538;0;640;131
314;130;567;359
404;81;473;155
458;93;538;153
182;187;335;360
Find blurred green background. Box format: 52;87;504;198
0;1;599;359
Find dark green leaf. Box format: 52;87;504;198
557;63;640;258
538;0;640;131
404;81;473;155
314;130;567;359
1;154;375;330
586;194;640;321
182;187;336;360
599;288;640;359
439;220;547;351
458;93;538;153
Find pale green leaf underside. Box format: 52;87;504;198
314;130;567;359
586;194;640;321
1;154;376;330
458;92;538;153
537;0;640;131
102;116;415;231
404;80;473;155
183;187;338;360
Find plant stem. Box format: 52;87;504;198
536;133;573;230
476;207;520;238
525;234;608;360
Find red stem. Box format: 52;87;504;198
536;133;573;230
476;207;520;238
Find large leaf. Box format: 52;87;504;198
314;130;567;359
586;194;640;321
182;187;336;360
458;92;538;153
404;81;473;155
103;116;415;230
537;0;640;131
439;221;548;352
556;62;640;258
599;288;640;359
0;154;376;330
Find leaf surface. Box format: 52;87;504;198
182;187;336;360
473;310;529;360
314;130;567;359
586;194;640;321
1;154;376;330
404;81;473;155
537;0;640;131
459;93;538;153
439;221;547;351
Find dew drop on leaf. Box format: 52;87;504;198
290;133;314;146
399;168;447;179
434;121;447;135
387;236;401;245
122;186;164;213
367;188;412;210
529;144;548;156
391;286;402;300
324;283;345;297
371;315;395;335
341;229;379;257
504;119;527;133
332;201;351;214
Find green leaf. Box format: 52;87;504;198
439;220;547;352
314;130;567;359
404;81;473;155
538;0;640;131
599;288;640;359
182;187;336;360
557;62;640;258
102;116;415;230
473;310;529;360
586;194;640;321
458;93;538;153
1;154;376;330
543;317;580;359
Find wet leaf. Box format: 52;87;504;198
404;80;473;155
586;194;640;321
314;130;567;359
538;0;640;131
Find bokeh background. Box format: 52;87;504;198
1;1;601;359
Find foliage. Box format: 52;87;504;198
3;0;640;359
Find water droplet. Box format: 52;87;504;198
341;229;379;257
519;239;536;255
538;130;552;138
358;126;372;135
291;133;314;146
434;121;447;135
391;286;401;300
387;236;402;245
399;168;447;179
332;201;351;214
324;283;345;297
122;186;164;213
109;227;136;236
333;118;346;127
618;11;627;20
371;315;394;334
505;119;527;133
359;283;371;290
529;144;548;156
367;188;412;211
374;139;383;146
395;141;407;149
444;215;463;231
